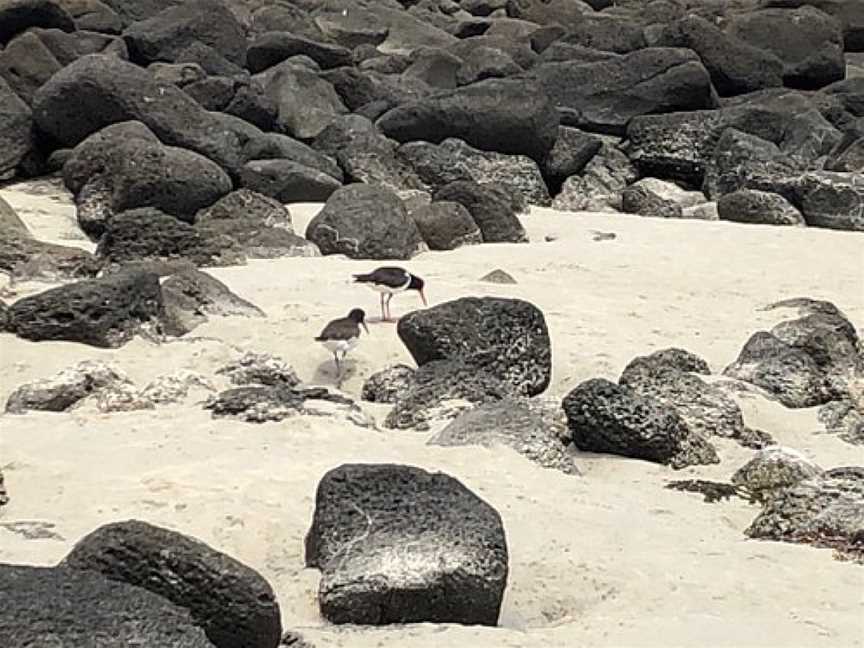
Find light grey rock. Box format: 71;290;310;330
731;446;824;501
5;360;131;413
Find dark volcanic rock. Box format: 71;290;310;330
717;189;805;226
97;208;242;268
455;45;521;85
239;159;342;203
304;463;508;625
726;6;845;90
361;364;416;404
6;270;165;348
552;135;638;212
196;189;319;260
385;359;517;430
0;30;63;105
64;0;124;33
654;15;784;96
620;348;773;449
400;138;551;206
305;183;426;260
216;351;300;388
161;268;264;336
0;0;74;44
731;446;824;501
411;201;482;250
264;62;348;140
0;564;215;647
66;128;233;237
745;475;864;553
122;0;246;68
723;331;835;408
795;172;864;232
562;378;720;469
5;360;130;413
312;115;424;192
429;397;580;475
247;31;352;73
433;181;527;243
542;126;601;182
32;54;244;175
62;519;281;648
527;48;714;135
377;77;559;163
0;199;101;282
397;296;551;397
0;76;33;180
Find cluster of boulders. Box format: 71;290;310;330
0;0;860;279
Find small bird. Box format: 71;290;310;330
315;308;369;372
352;266;427;322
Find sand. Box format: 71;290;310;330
1;180;863;647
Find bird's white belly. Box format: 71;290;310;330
320;338;358;354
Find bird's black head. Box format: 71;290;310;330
348;308;369;333
408;274;428;306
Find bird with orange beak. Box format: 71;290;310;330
351;266;427;322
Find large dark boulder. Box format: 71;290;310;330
619;348;773;449
526;48;714;135
654;15;784;96
397;296;551;396
5;270;165;347
196;189;319;259
62;519;281;648
32;54;244;175
63;0;124;33
97;208;242;268
726;6;845;89
429;397;580;474
400;138;551;206
377;77;559;163
723;331;835;408
717;189;804;226
455;45;521;86
0;564;215;647
305;463;508;625
0;30;63;105
239;159;342;203
432;181;527;243
66;128;233;237
385;358;517;430
0;76;33;180
312;114;424;192
562;378;720;469
0;0;74;44
32;26;129;65
542;126;602;184
795;172;864;232
97;0;181;26
305;183;426;260
247;31;352;72
263;62;348;140
552;135;638;212
122;0;246;68
411;201;482;250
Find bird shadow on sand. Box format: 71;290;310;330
311;359;359;389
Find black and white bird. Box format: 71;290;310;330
352;266;427;322
314;308;369;371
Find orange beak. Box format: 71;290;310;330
362;322;370;334
419;289;428;307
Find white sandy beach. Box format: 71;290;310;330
1;181;863;647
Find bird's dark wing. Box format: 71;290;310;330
353;266;409;288
315;318;359;341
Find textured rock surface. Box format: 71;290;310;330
62;520;280;648
563;378;720;469
429;397;579;475
385;359;517;430
0;564;216;647
432;181;527;243
5;270;165;347
361;364;416;404
411;201;482;250
306;184;427;260
5;360;130;413
717;189;805;226
731;446;824;501
216;352;300;388
305;463;508;625
397;296;551;397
